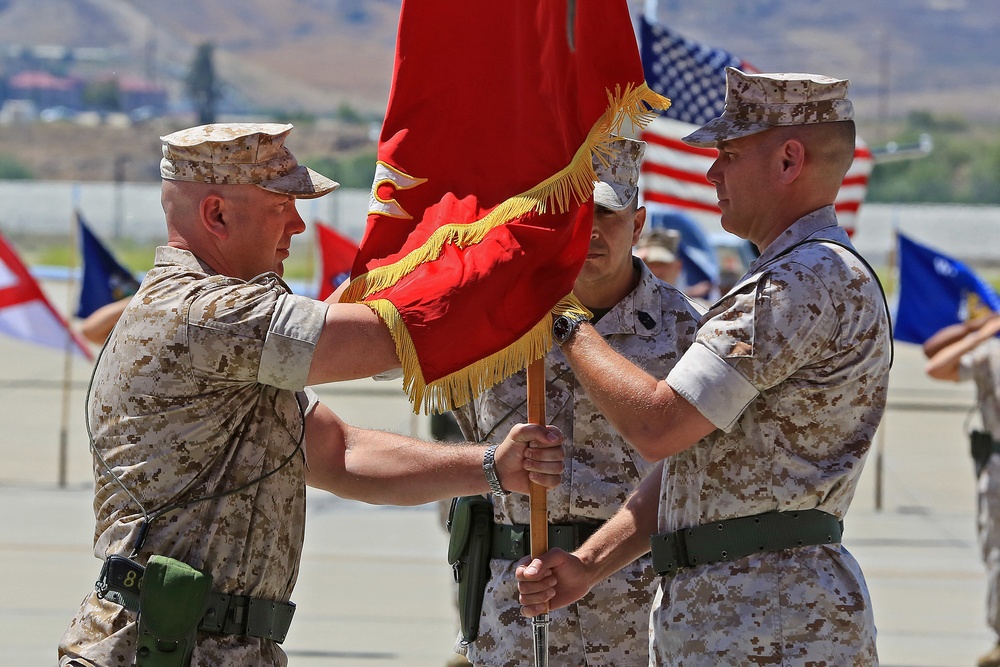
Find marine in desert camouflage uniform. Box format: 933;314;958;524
517;68;892;666
924;314;1000;667
452;138;703;666
58;123;565;667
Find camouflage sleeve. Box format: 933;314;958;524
958;343;989;383
667;342;758;431
669;261;839;429
451;402;483;443
187;283;327;391
259;292;327;389
720;262;838;392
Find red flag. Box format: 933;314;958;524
0;232;92;360
343;1;669;412
314;222;358;301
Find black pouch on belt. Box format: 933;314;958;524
971;429;994;477
134;555;213;667
446;495;494;644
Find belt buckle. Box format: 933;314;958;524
509;525;527;559
672;529;691;572
652;529;691;576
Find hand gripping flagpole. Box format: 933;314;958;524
526;358;549;667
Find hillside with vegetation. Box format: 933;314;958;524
0;0;998;203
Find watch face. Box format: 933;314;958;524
553;316;572;343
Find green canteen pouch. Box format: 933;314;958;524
447;495;473;564
447;495;494;644
134;555;213;667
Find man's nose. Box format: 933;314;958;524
289;207;307;234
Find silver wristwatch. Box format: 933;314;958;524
552;311;589;346
482;443;508;496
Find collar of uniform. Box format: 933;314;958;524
592;259;663;337
747;205;840;275
154;245;218;275
152;245;294;292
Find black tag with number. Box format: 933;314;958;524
104;554;145;594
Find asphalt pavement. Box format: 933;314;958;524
0;280;992;666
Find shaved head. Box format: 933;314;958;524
775;121;856;182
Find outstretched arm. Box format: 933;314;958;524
922;314;997;358
306;302;402;384
925;314;1000;382
79;298;131;345
560;323;715;461
516;462;663;616
303;401;564;505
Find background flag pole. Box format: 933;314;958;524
59;186;83;488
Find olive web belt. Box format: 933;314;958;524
650;509;843;577
95;555;295;643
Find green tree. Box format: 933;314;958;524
867;112;1000;204
304;150;377;189
0;154;33;179
83;78;121;112
186;42;221;125
336;102;364;125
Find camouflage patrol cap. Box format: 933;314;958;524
593;137;646;211
682;67;854;148
159;122;339;199
636;228;681;264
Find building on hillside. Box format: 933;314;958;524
7;70;84;110
116;75;167;115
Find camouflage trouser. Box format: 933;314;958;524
979;455;1000;636
457;556;655;667
649;547;877;666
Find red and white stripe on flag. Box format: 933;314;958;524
0;233;92;359
640;117;872;236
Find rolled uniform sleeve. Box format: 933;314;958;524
959;346;986;383
187;278;328;391
260;292;328;389
668;260;838;432
668;342;757;431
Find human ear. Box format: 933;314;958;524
778;139;805;184
200;194;229;241
632;206;647;245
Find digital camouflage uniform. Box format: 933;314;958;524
454;261;702;667
59;246;328;667
655;207;891;666
960;338;1000;639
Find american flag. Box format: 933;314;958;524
638;16;872;236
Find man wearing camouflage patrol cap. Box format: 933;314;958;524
516;68;891;665
58;122;566;667
448;136;703;666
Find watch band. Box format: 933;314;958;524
482;443;508;496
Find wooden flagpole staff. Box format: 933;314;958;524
527;358;549;560
526;357;549;667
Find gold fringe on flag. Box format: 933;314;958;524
343;82;669;304
346;82;670;412
367;295;592;414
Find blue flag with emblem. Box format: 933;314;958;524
75;211;141;319
894;232;1000;344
